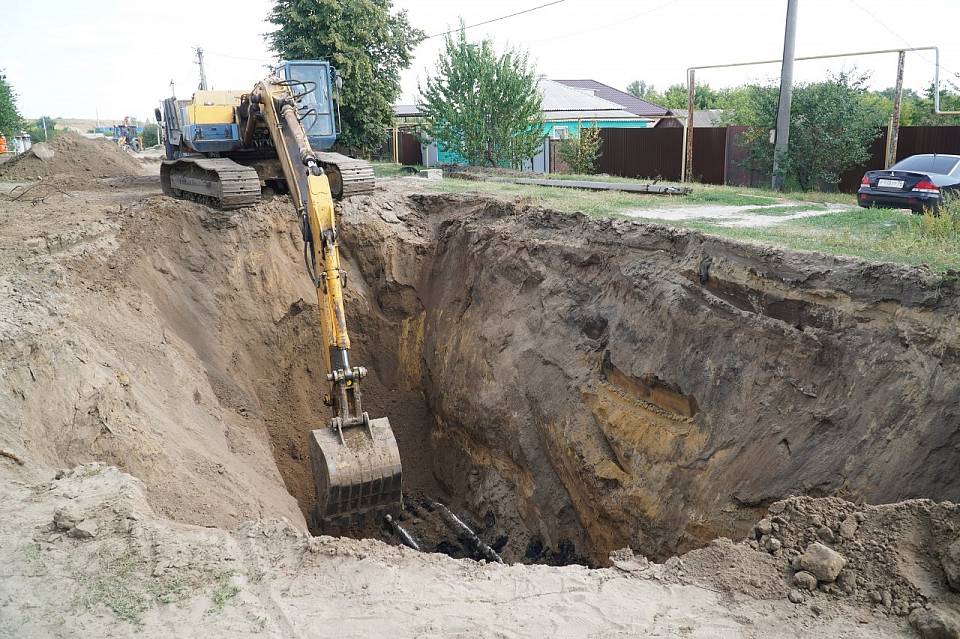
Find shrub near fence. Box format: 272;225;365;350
583;126;960;192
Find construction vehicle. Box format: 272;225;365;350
155;60;399;529
113;118;143;152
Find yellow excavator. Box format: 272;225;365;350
155;61;400;529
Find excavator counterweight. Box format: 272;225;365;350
156;62;402;528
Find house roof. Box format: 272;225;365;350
393;104;422;117
554;79;669;117
393;79;652;121
661;108;726;127
537;79;644;121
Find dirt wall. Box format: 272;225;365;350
341;190;960;564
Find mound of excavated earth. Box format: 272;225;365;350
0;130;143;183
0;175;957;637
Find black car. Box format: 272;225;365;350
857;154;960;213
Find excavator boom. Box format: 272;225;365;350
158;70;401;529
253;78;403;529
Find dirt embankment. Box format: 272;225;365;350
0;130;143;183
2;178;959;635
338;190;960;564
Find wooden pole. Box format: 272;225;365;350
684;69;695;182
886;50;906;169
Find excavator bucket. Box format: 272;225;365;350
309;417;402;530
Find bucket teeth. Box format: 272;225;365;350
309;417;402;530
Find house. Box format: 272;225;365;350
553;79;670;119
403;78;667;171
654;109;727;128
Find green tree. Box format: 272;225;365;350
558;125;602;174
267;0;423;155
656;83;721;110
25;116;57;143
626;80;658;100
0;71;22;139
141;123;160;147
418;25;544;167
728;72;885;190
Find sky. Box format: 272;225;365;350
4;0;960;121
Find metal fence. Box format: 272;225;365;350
588;126;960;192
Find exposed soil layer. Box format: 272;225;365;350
3;177;959;567
337;188;960;565
2;175;960;634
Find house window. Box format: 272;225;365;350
551;126;569;140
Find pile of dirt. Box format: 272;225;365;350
748;497;959;628
0;130;143;183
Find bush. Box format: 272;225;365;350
558;125;602;174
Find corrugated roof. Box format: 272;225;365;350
393;104;422;117
554;80;669;117
394;79;651;121
538;79;645;120
661;109;727;127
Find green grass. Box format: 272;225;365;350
682;207;960;272
502;170;856;205
372;161;423;178
422;178;793;215
409;170;958;270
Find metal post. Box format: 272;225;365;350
772;0;798;191
683;69;695;182
195;47;209;91
886;50;906;168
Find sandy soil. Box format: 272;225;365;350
0;462;921;638
1;157;958;637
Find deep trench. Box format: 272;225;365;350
264;295;585;565
196;192;959;569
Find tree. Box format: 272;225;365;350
558;125;602;174
25;116;57;143
267;0;423;155
728;71;885;190
0;71;22;139
142;123;160;147
627;80;657;100
418;25;544;167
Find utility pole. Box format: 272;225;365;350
169;78;176;98
41;117;48;141
886;50;906;168
683;69;695;182
195;47;209;91
771;0;798;191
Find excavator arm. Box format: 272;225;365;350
247;78;402;528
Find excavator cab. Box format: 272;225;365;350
275;60;339;151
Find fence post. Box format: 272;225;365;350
683;69;695;182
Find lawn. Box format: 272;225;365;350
662;208;960;272
412;176;799;216
390;169;959;272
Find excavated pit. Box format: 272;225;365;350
223;187;960;566
9;180;957;569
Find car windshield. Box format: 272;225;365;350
891;155;960;175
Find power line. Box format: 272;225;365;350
847;0;960;80
203;49;276;63
424;0;568;40
526;0;678;46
